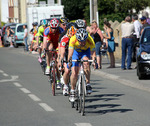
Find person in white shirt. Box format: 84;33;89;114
23;25;28;51
132;14;142;41
121;16;134;70
132;14;142;62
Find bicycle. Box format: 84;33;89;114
45;49;58;96
69;57;96;116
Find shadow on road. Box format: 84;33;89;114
85;93;133;116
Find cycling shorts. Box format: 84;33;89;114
67;48;91;68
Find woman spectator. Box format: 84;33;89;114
103;21;115;68
90;20;103;69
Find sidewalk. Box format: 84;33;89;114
91;56;150;93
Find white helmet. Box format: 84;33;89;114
76;28;88;42
75;19;85;29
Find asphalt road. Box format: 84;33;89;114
0;47;150;126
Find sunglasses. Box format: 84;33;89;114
51;28;57;30
62;23;66;26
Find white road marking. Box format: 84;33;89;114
20;88;31;94
28;94;41;101
3;73;9;77
13;82;22;87
75;123;92;126
0;75;19;83
39;103;54;112
0;70;4;73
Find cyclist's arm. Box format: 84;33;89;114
68;48;74;61
43;37;47;50
68;36;75;60
60;47;65;60
58;43;61;59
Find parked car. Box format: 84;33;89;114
13;23;27;48
3;25;16;47
136;26;150;79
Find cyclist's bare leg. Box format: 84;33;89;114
46;43;53;67
70;66;79;90
83;56;90;84
63;64;70;85
56;60;60;81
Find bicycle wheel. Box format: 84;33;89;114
81;75;86;116
74;82;79;111
78;75;82;113
51;65;56;96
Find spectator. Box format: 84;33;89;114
142;11;150;24
6;26;14;48
121;16;134;70
103;21;115;68
132;14;142;62
90;20;103;69
0;27;3;47
132;14;142;41
23;25;28;51
140;16;150;34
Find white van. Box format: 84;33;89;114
13;23;27;48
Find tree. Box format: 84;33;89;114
62;0;150;26
62;0;88;20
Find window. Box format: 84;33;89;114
17;25;24;32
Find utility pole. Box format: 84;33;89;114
90;0;99;25
90;0;93;23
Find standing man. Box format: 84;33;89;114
132;14;142;62
23;25;28;51
132;14;142;41
121;16;134;70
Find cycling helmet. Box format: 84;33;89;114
67;25;77;37
50;18;59;28
41;19;47;26
32;22;38;26
76;28;88;42
75;19;85;29
60;17;69;24
66;22;77;30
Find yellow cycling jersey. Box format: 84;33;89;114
69;34;95;52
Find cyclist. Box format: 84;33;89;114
43;18;62;88
59;24;77;96
60;17;69;31
58;17;69;60
36;19;47;63
68;28;96;102
30;22;38;52
75;19;86;29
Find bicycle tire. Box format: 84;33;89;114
78;75;82;113
52;65;56;96
81;74;86;116
75;84;79;111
